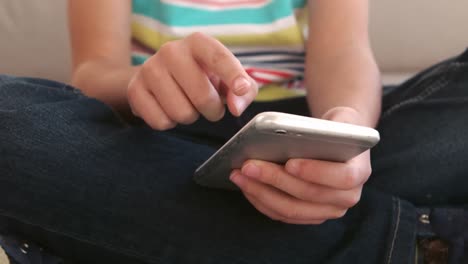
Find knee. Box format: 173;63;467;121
0;75;83;111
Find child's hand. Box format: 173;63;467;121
127;32;258;130
230;107;373;224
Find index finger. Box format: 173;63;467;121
186;33;258;114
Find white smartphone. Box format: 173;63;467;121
193;112;380;190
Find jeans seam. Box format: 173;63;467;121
382;65;446;119
386;197;401;264
382;78;445;119
381;62;465;119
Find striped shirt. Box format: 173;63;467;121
131;0;308;101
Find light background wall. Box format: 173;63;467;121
0;1;467;84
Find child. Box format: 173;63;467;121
0;0;466;262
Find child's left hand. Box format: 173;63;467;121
230;107;373;225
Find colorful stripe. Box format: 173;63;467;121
131;0;308;101
131;20;305;49
132;0;305;26
160;0;271;10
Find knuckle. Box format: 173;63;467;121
141;60;151;72
210;50;232;68
343;166;362;189
283;207;301;220
158;41;178;58
269;169;284;187
159;120;177;131
187;31;207;42
174;110;199;125
266;214;282;222
206;107;225;122
141;58;155;73
146;120;160;131
295;161;307;179
298;184;316;201
364;164;372;179
140;63;152;80
191;93;215;110
252;189;271;206
126;84;139;104
286;159;302;176
141;59;161;82
332;209;347;219
149;118;176;131
240;179;253;195
344;190;362;208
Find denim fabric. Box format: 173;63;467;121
0;233;64;264
0;49;468;263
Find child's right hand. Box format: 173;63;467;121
127;32;258;130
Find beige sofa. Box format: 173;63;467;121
1;1;468;85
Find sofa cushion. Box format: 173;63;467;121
0;0;71;83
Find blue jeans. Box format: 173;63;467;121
0;49;467;264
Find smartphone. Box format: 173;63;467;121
193;112;380;190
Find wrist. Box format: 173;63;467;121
321;106;369;127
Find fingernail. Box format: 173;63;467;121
233;96;248;116
233;76;251;96
242;163;260;178
285;160;299;175
230;171;243;185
